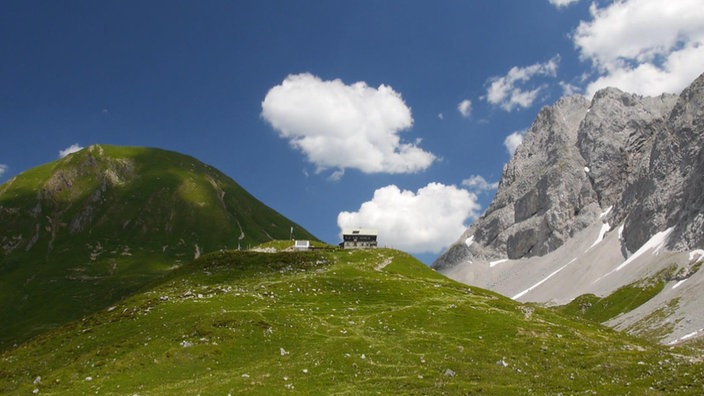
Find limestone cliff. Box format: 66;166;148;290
434;74;700;269
433;72;704;344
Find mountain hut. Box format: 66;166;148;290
340;228;378;249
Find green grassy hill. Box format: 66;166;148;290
1;247;702;395
0;145;316;349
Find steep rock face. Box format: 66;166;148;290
501;95;600;260
433;72;704;344
578;89;677;208
435;73;702;270
435;95;597;268
670;74;704;250
604;75;704;254
579;89;679;254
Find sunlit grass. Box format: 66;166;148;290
0;145;318;350
556;279;665;323
2;248;702;395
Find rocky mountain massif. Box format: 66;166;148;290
0;145;316;348
434;72;704;345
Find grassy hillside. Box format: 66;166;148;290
555;272;667;324
0;145;317;349
1;247;702;395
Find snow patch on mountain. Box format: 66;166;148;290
586;222;610;252
489;259;508;268
464;235;474;247
512;258;576;299
612;227;672;273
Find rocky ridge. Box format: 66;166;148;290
433;72;704;344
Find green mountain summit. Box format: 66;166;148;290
0;145;315;348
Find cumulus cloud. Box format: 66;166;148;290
504;130;526;157
457;99;472;118
59;143;84;158
462;175;499;193
485;56;560;111
0;164;7;177
549;0;579;7
337;183;480;254
261;73;436;176
575;0;704;97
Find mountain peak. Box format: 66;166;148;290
434;72;704;344
0;145;316;348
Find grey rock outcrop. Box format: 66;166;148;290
433;72;704;344
434;72;704;270
578;89;677;208
604;75;704;254
434;95;597;269
670;74;704;250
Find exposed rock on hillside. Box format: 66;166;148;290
438;96;597;266
434;72;704;344
578;88;677;209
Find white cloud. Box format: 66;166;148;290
575;0;704;97
0;164;7;177
457;99;472;118
328;169;345;182
504;130;526;157
559;81;581;96
261;73;436;176
59;143;84;158
549;0;579;7
485;56;561;111
462;175;498;193
337;183;480;254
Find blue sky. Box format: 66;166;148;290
2;0;703;264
